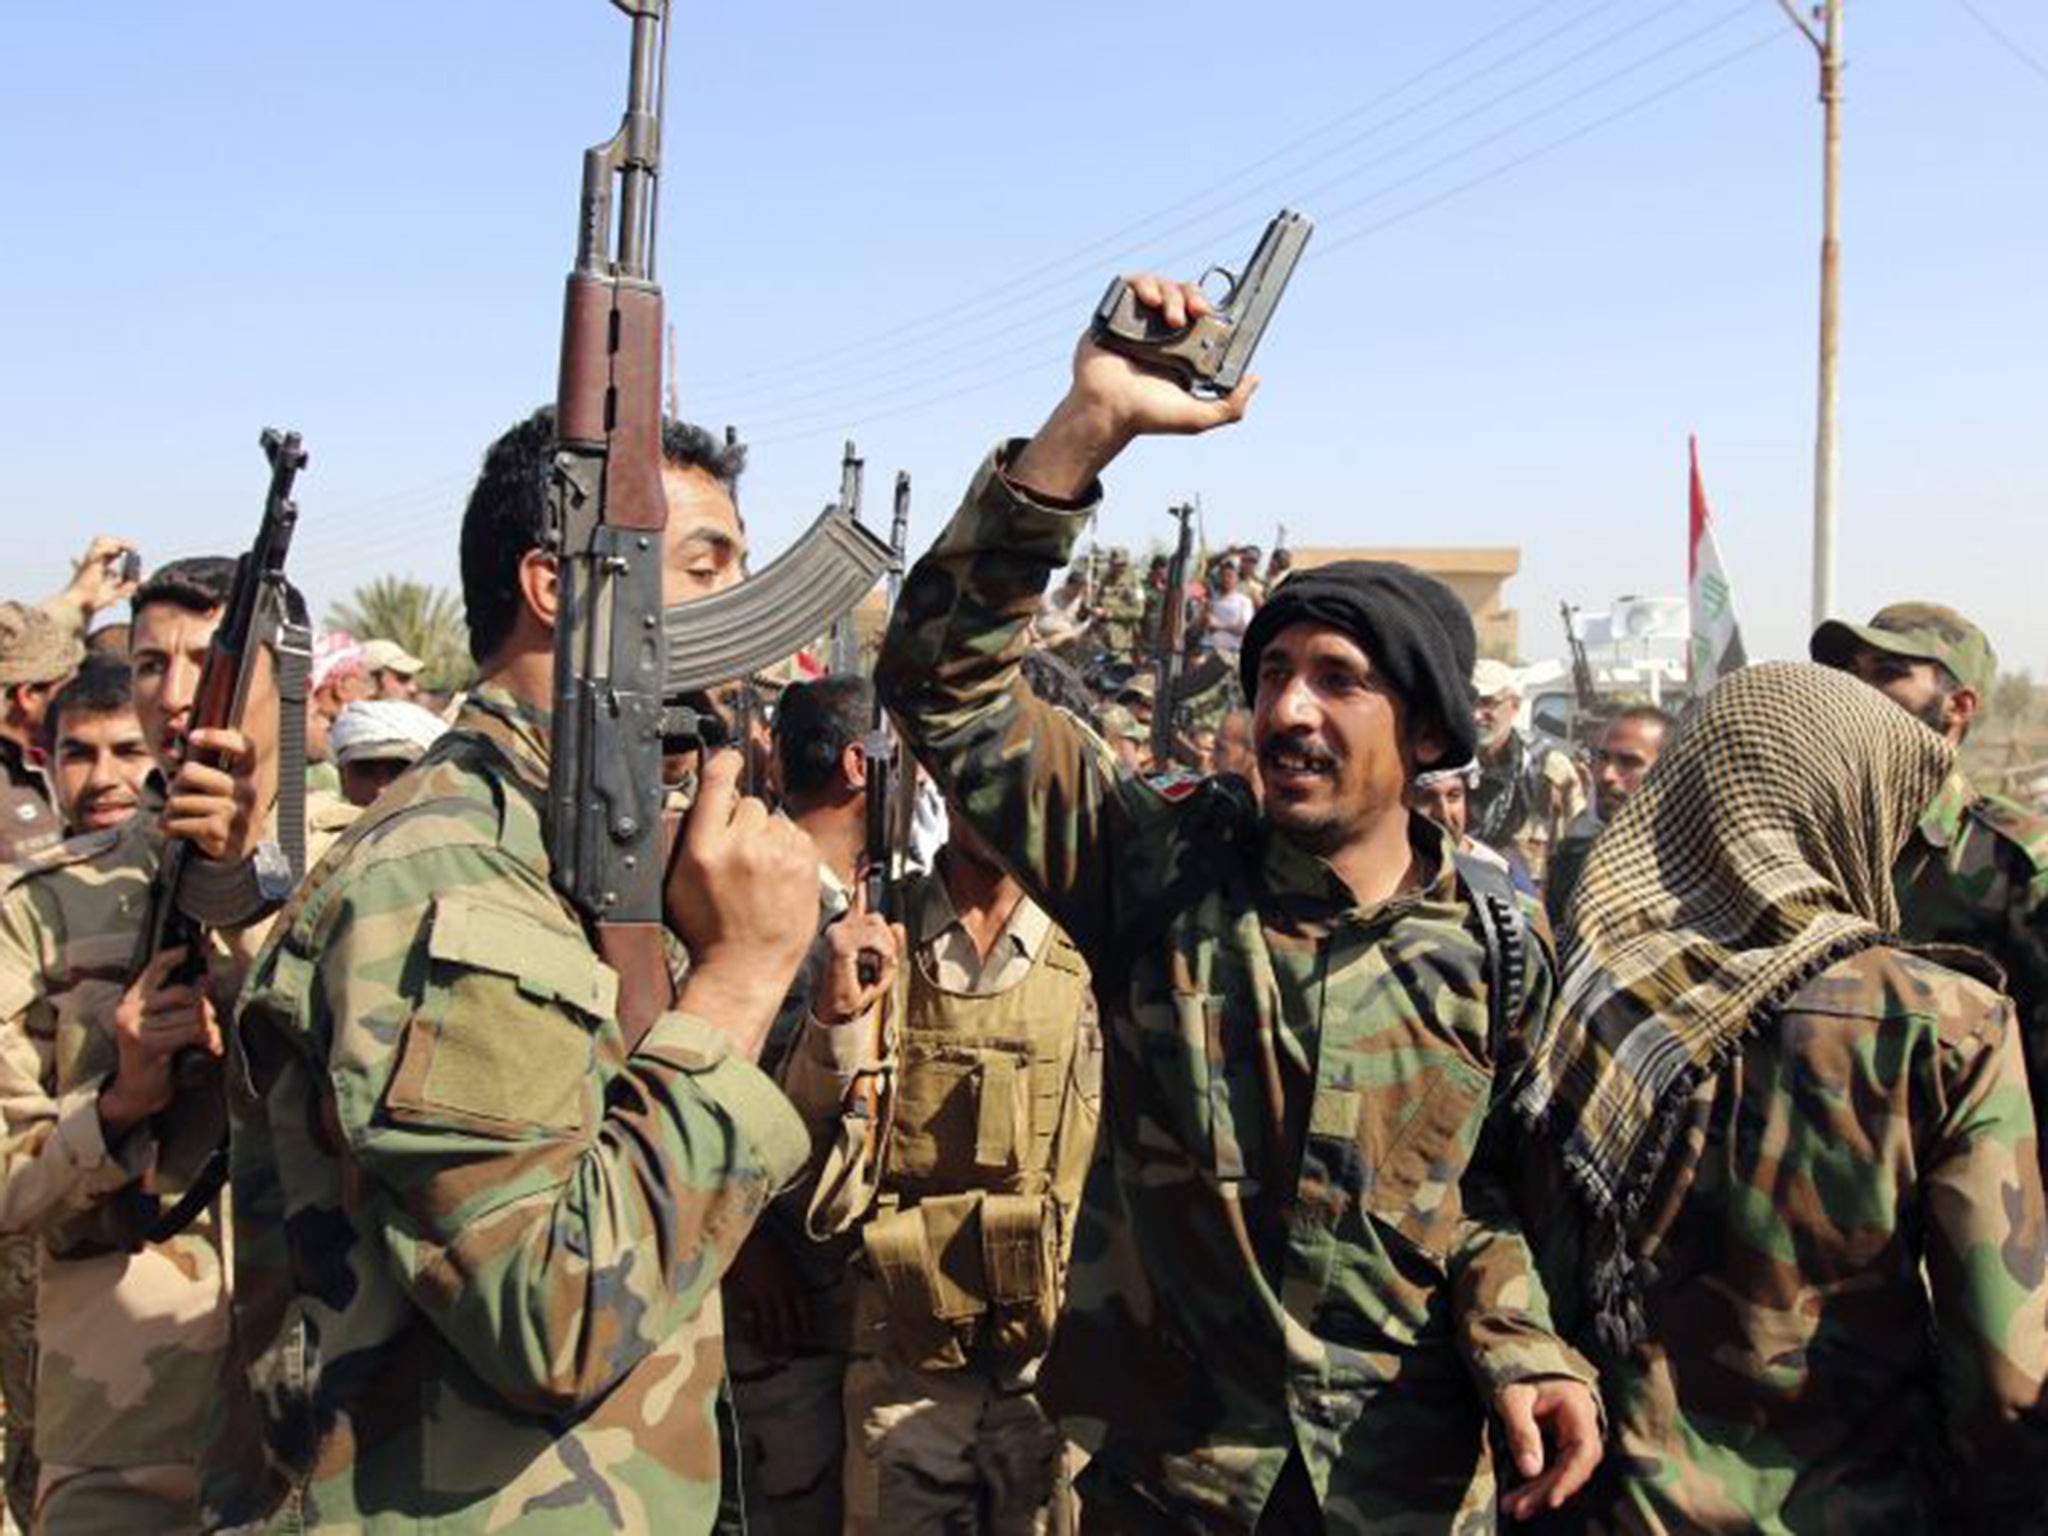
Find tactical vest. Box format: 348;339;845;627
859;904;1099;1374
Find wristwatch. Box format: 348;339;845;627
251;839;296;905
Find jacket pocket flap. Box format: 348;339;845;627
426;893;617;1019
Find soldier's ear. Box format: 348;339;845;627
1945;686;1979;743
518;550;560;632
841;738;869;793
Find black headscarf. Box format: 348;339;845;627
1239;561;1477;767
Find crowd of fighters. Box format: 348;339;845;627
0;271;2044;1536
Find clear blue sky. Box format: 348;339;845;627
4;1;2043;673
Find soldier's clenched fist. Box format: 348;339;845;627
666;749;818;1057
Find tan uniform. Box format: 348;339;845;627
784;874;1100;1536
0;741;60;870
0;807;350;1535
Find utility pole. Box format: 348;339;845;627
1777;0;1842;628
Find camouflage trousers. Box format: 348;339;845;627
37;1462;196;1536
0;1233;34;1536
843;1350;1071;1536
729;1339;846;1536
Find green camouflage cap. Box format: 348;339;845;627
1810;602;1997;695
0;602;84;688
1098;704;1146;743
1117;671;1157;702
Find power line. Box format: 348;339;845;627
1953;0;2048;81
748;27;1785;450
682;0;1641;401
705;3;1756;430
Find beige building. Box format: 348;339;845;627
1287;546;1522;659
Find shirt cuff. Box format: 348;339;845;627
935;442;1099;567
636;1012;811;1193
53;1083;151;1183
1465;1333;1600;1399
800;1010;888;1079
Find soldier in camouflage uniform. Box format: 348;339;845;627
0;657;158;1535
0;602;85;870
876;274;1602;1532
1514;663;2048;1529
0;561;312;1535
205;409;821;1533
1091;550;1145;662
1812;602;2048;1163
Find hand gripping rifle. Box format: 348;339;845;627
1092;209;1313;396
549;2;889;1048
135;428;313;1240
1151;502;1196;768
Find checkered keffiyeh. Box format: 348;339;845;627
1513;663;1952;1333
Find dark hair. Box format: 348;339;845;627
132;557;235;619
41;656;133;754
773;674;872;804
460;406;749;665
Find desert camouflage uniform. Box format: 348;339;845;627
206;686;808;1533
876;446;1595;1533
0;814;256;1535
0;740;61;870
1896;769;2048;1158
1532;947;2048;1530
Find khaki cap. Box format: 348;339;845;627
1098;704;1147;744
1809;602;1996;696
360;638;426;677
0;602;84;688
1470;657;1520;700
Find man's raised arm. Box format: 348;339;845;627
874;277;1254;956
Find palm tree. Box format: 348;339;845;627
327;577;470;691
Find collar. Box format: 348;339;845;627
458;684;551;790
1916;767;1974;851
916;867;1051;962
1257;813;1455;923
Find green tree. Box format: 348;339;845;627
327;576;470;691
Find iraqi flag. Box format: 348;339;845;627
1688;436;1748;690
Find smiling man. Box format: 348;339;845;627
43;659;155;836
0;556;293;1535
876;275;1600;1533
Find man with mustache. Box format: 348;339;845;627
0;655;156;1532
1811;602;2048;1173
875;275;1600;1532
0;558;295;1534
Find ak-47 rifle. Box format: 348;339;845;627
1093;210;1313;396
134;428;312;1244
829;441;866;675
1151;502;1197;768
548;3;890;1050
856;471;915;986
1561;603;1599;717
141;428;313;1094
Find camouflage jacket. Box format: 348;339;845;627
207;687;809;1533
1896;769;2048;1154
1094;576;1145;658
876;448;1595;1533
1533;947;2048;1531
0;738;61;869
0;816;237;1474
